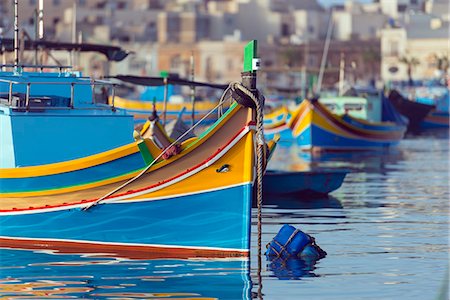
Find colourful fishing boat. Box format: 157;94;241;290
111;94;220;126
265;95;407;150
109;75;228;126
0;41;268;260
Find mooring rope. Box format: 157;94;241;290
83;84;236;211
232;83;265;299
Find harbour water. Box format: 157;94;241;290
1;130;448;299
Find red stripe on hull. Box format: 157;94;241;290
0;237;248;260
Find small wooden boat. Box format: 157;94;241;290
0;41;270;260
263;169;348;196
287;98;406;150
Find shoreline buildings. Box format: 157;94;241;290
0;0;448;91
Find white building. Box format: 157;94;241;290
381;13;449;82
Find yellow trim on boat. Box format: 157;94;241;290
112;96;218;111
1;143;140;179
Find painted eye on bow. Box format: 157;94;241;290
216;164;230;173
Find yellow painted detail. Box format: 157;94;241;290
112;96;218;111
265;106;288;121
1;143;140;179
291;103;313;137
140;120;151;136
0;169;144;197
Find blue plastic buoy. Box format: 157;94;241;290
266;224;326;259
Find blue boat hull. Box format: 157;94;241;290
298;124;401;150
0;183;252;258
420;111;449;129
263;170;347;196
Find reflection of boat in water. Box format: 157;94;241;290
259;195;343;210
0;248;251;299
266;256;319;280
268;142;404;174
0;41;270;260
300;148;405;173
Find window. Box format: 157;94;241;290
344;103;364;111
170;55;181;69
281;24;290;37
389;40;399;56
324;103;337;112
227;59;233;70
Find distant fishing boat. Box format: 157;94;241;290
388;90;435;132
0;41;271;259
109;75;228;127
112;94;220;126
265;95;407;150
421;110;449;129
416;86;449;129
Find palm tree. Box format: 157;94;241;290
399;56;420;85
433;54;449;82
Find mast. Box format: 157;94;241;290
13;0;18;69
71;1;77;67
317;10;334;95
190;51;195;127
38;0;44;40
338;52;345;96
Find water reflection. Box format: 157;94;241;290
267;256;319;280
0;248;252;300
1;131;447;299
261;195;343;210
268;143;406;174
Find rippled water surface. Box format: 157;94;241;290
1;130;449;299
